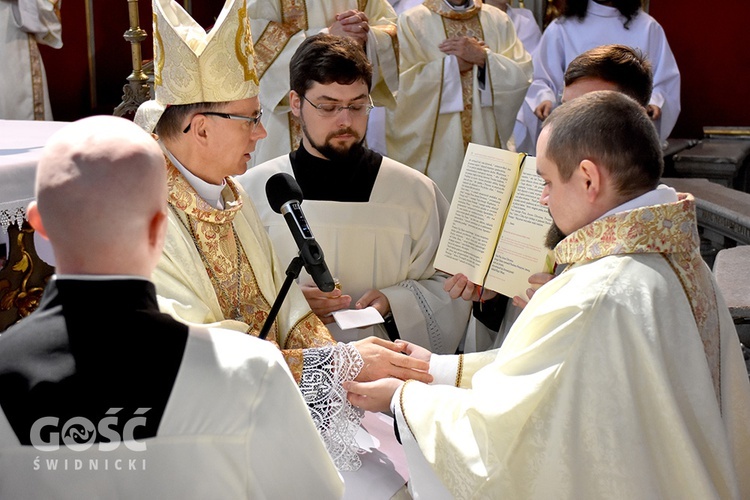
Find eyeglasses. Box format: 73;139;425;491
301;95;374;118
182;109;263;133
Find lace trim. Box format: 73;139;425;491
300;343;364;471
398;279;444;353
1;207;27;234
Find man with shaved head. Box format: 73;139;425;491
0;116;343;498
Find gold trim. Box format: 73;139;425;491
153;12;165;87
84;0;97;109
254;0;307;80
27;37;45;120
455;353;464;387
398;379;416;438
423;56;445;177
236;4;259;83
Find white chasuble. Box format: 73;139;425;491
396;195;750;499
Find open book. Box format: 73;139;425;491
435;143;555;299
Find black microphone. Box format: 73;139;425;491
265;172;336;292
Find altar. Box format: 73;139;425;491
0;119;67;331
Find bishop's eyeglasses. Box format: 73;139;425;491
301;95;374;118
183;109;263;133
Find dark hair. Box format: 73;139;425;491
564;44;653;107
563;0;641;28
154;101;228;139
544;90;663;197
289;34;372;96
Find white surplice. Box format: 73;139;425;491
240;154;472;354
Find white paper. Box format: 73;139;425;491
331;307;384;330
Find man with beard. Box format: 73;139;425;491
344;91;750;499
241;34;472;354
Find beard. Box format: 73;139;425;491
544;221;567;250
301;121;366;162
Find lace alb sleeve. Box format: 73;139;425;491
300;342;364;471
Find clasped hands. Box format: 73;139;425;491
329;10;369;46
439;35;487;73
345;339;432;413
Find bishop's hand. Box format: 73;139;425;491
352;337;432;383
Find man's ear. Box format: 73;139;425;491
26;201;49;240
578;159;602;202
186;114;210;141
148;208;168;251
289;91;301;118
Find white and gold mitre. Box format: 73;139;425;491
135;0;259;132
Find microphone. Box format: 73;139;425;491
265;172;336;292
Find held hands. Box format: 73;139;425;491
344;378;403;413
352;337;432;383
439;36;487;72
346;340;431;412
300;284;351;325
330;10;369;45
534;100;553;120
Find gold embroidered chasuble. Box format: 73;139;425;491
155;161;335;381
397;196;750;498
424;0;484;151
555;194;721;399
386;0;531;201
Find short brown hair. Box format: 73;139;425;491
289;34;372;96
544;90;663;198
154;101;228;139
564;44;653;107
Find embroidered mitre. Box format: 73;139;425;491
135;0;259;132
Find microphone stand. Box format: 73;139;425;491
258;254;304;340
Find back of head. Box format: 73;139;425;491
544;90;663;197
564;44;653;107
289;34;372;95
35;116;167;271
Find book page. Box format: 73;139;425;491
434;143;522;284
484;156;555;298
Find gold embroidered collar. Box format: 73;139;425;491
555;194;700;265
165;159;244;223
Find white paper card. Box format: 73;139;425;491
331;307;384;330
